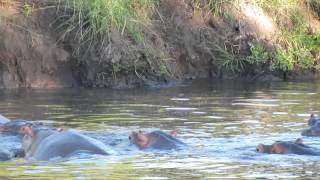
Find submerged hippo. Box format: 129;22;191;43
20;125;111;161
301;114;320;136
0;149;25;161
0;114;43;134
129;130;186;150
256;138;320;155
308;114;320;126
0;152;10;161
0;120;43;134
301;125;320;136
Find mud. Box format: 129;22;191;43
0;0;319;89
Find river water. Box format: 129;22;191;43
0;79;320;179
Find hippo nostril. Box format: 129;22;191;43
256;148;259;152
128;136;131;140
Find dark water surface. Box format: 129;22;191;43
1;79;320;179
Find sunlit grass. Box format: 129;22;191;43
56;0;156;50
218;0;320;73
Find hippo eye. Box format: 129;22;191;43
256;148;259;152
128;136;131;140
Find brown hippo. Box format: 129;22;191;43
129;130;186;150
256;138;320;155
20;125;111;161
0;120;43;134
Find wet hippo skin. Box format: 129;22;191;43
302;114;320;136
308;114;320;126
0;152;10;161
129;130;186;150
0;149;25;161
256;138;320;155
0;120;43;134
20;125;110;161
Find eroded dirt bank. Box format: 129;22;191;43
0;0;319;89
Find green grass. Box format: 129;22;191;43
208;0;232;16
245;43;270;65
56;0;156;48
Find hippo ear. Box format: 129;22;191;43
294;138;303;145
170;130;178;137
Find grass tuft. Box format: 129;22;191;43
56;0;156;50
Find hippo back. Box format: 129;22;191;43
282;142;320;155
148;131;186;150
31;130;109;160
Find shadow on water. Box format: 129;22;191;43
1;79;320;179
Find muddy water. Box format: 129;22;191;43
0;79;320;179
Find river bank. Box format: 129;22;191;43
0;0;319;88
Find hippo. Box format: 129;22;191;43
0;114;44;134
20;124;111;161
308;114;320;126
301;125;320;136
301;114;320;136
0;149;25;161
129;130;186;150
256;138;320;155
0;120;43;134
0;152;10;161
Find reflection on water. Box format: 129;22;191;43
1;79;320;179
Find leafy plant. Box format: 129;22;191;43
23;3;33;16
245;44;270;65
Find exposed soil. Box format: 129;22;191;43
0;0;319;89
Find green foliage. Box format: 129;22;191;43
213;44;245;73
23;3;33;17
245;44;270;65
254;0;320;72
271;12;320;72
57;0;156;46
158;52;170;75
208;0;232;16
273;49;294;71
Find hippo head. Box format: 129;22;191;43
302;126;320;136
0;120;38;134
257;142;289;154
129;131;150;149
256;139;303;154
308;114;320;126
19;124;35;137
